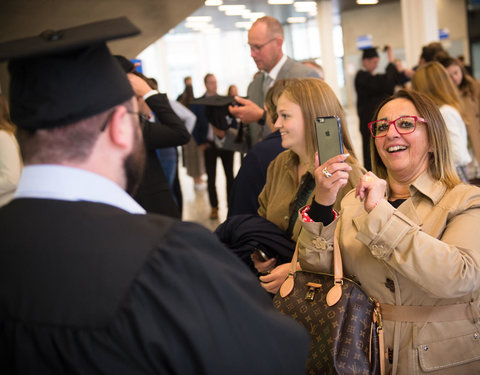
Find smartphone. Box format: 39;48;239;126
315;116;344;165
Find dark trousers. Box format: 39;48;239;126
360;123;372;171
204;142;234;209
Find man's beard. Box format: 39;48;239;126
124;127;146;196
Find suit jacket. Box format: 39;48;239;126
135;93;190;217
221;57;321;152
0;198;309;374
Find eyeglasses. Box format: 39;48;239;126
100;110;148;132
249;38;276;53
368;115;426;138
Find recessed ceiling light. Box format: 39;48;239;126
186;16;212;23
205;0;222;6
268;0;294;4
294;1;317;12
356;0;378;4
219;4;246;12
287;16;306;23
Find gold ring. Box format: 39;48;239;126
365;176;373;182
322;168;332;178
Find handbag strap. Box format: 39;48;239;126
279;226;344;306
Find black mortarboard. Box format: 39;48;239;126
362;47;378;59
0;17;140;130
191;95;237;130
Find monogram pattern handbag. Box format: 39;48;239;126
273;235;384;375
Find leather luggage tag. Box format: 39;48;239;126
279;274;295;298
326;283;342;306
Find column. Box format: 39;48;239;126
316;0;340;97
401;0;439;68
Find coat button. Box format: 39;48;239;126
423;345;428;351
474;333;479;340
284;216;289;221
311;237;327;250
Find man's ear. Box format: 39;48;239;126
107;106;133;150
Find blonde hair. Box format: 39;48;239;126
281;78;357;165
264;79;293;124
0;95;16;134
411;61;464;116
371;89;461;189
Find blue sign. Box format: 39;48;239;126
356;35;373;50
439;28;450;40
131;58;143;73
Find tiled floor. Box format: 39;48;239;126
181;107;363;231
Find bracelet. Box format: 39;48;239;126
301;205;338;223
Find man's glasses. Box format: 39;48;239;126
368;115;426;138
100;110;148;132
249;38;276;53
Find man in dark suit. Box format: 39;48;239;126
0;18;309;374
223;16;321;151
125;68;190;218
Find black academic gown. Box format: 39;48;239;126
354;63;398;170
0;198;309;374
135;93;190;218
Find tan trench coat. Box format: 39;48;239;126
258;150;365;241
297;171;480;374
460;80;480;168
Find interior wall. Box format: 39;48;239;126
341;0;469;110
341;2;404;110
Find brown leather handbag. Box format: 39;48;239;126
273;237;384;375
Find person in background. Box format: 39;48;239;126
199;73;234;220
227;79;289;217
225;16;321;151
115;55;190;217
355;45;400;171
148;77;197;214
251;78;365;294
0;94;22;207
178;78;207;191
301;59;324;80
297;89;480;374
227;84;238;97
411;61;471;181
439;55;480;179
0;18;309;374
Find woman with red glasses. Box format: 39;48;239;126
295;89;480;374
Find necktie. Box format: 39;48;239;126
262;73;273;98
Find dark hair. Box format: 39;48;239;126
204;73;215;85
18;98;135;165
370;89;460;188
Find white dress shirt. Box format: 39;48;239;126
14;165;146;214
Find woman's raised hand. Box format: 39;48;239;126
313;153;352;206
355;172;387;213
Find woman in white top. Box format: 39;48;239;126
411;61;471;181
0;95;22;206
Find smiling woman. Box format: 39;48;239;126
297;89;480;374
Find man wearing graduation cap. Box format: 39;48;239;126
354;45;400;171
0;18;309;374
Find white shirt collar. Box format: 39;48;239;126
14;165;146;214
266;54;288;81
